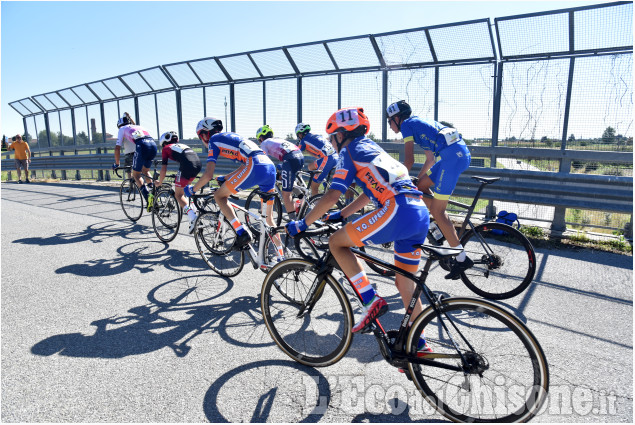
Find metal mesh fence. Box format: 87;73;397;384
204;85;231;129
234;82;263;137
265;78;296;140
300;75;338;138
6;2;632;232
566;54;633;151
181;88;204;138
438;64;494;141
498;58;570;148
341;72;383;140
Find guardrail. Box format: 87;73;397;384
2;142;632;235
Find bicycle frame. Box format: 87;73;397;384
196;189;288;271
298;235;472;372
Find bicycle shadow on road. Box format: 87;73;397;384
54;239;208;277
202;359;331;423
13;221;150;247
30;278;273;360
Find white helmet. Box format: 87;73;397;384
196;117;223;137
160;131;178;147
295;123;311;135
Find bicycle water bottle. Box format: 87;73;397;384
429;222;444;243
294;199;302;214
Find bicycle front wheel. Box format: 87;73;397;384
261;259;354;367
244;190;283;239
460;222;537;300
152;189;182;243
119;179;144;222
407;297;549;423
194;212;245;277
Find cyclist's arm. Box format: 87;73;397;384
192;161;216;193
417;150;435;181
404;140;415;171
341;193;369;218
114;145;121;165
303;188;342;225
158;164;168;186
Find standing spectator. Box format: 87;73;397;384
8;134;31;183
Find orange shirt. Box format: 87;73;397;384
8;141;31;160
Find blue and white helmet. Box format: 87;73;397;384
117;115;131;128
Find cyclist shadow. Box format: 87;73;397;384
54;240;209;277
13;221;149;247
31;277;273;360
202;359;331;423
351;398;443;422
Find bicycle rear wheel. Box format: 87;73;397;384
407;297;549;423
119;179;144;222
460;222;536;300
194;212;245;277
261;259;354;367
152;189;182;243
244;190;283;239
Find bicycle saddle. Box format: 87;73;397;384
415;244;463;259
471;176;500;184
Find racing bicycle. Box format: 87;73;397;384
261;224;549;423
359;176;537;300
191;187;317;277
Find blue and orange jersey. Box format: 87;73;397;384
299;133;338;162
207;132;264;164
400;117;464;157
330;136;421;207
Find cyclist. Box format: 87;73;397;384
387;100;473;279
184;117;280;254
112;112;158;203
156;131;202;233
295;123;339;197
286;107;432;353
256;125;304;221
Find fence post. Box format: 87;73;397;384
551;158;572;233
97;147;104;181
60;151;67;180
7;171;11;181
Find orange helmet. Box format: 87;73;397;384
325;107;370;135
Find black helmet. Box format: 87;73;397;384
386;100;412;119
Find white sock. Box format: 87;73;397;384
453;244;466;262
184;205;197;221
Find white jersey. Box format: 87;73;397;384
116;125;152;153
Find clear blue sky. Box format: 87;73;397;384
1;0;608;139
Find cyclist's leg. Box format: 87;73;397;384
420;161;460;246
214;168;248;233
309;158;327;196
280;157;297;216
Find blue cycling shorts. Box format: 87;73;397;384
224;154;276;194
132;138;158;172
427;144;471;200
344;194;430;273
281;151;305;192
313;156;338;183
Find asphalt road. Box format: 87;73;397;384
1;181;632;422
